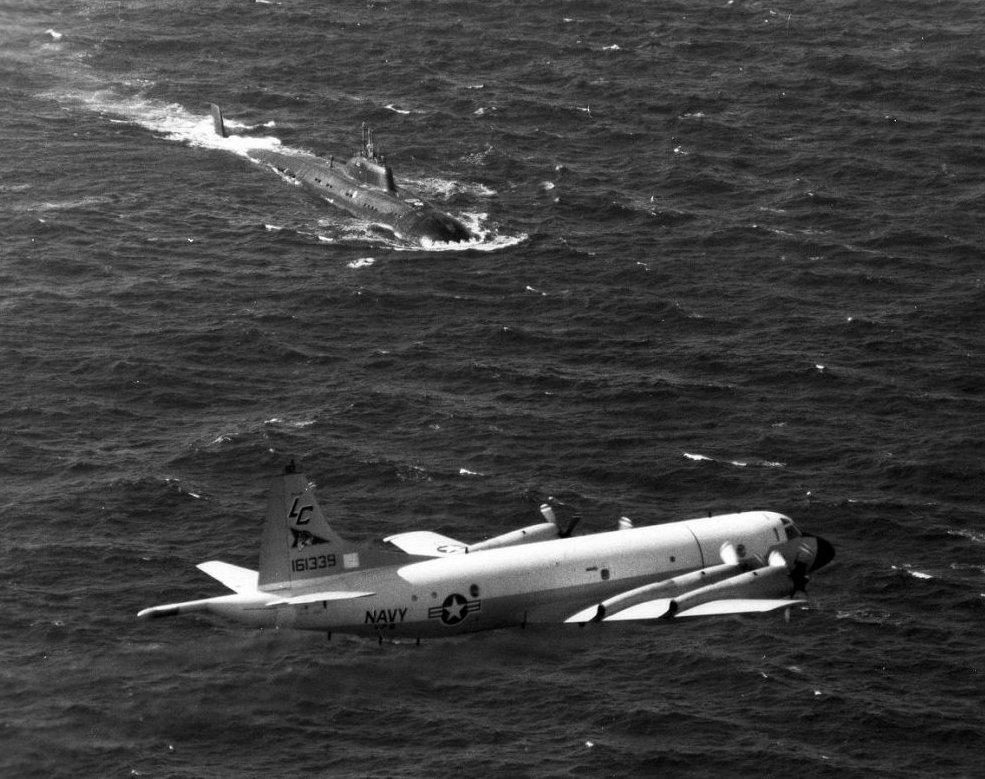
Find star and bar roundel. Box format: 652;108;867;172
428;593;481;625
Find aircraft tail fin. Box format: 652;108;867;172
210;103;227;137
258;462;363;589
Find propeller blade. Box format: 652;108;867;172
803;532;836;571
560;516;581;538
768;549;788;568
720;541;739;565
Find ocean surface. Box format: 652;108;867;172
2;1;983;777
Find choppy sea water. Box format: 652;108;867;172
1;1;983;777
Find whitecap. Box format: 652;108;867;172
892;565;934;580
947;528;985;544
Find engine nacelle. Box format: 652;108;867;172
567;562;744;623
467;522;559;552
667;566;794;617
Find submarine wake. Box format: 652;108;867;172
49;84;515;249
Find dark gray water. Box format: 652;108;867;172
2;2;983;777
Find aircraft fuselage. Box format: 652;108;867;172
213;511;790;639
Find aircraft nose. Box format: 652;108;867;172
807;534;835;571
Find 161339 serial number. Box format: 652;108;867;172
292;554;337;572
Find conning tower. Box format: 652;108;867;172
346;124;396;193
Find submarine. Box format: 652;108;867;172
210;104;473;244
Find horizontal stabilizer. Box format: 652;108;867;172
265;591;375;607
137;589;372;618
138;602;205;619
384;530;466;556
197;561;258;593
137;591;272;619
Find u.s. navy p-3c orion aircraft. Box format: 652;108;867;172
138;463;835;641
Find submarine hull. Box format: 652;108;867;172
250;149;472;244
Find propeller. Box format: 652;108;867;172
655;536;831;618
765;534;835;594
540;503;580;538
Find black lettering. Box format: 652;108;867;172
363;607;407;625
292;555;338;573
288;498;314;525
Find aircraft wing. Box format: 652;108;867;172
598;597;806;621
383;530;467;556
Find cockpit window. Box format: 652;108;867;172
781;516;802;540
